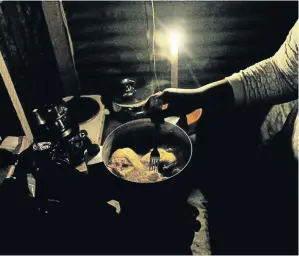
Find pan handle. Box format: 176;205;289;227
159;103;203;134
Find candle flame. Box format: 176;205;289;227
169;30;180;56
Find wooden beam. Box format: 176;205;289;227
0;52;34;143
41;1;80;96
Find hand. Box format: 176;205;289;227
148;79;235;118
152;88;203;117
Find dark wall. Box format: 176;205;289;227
63;1;298;92
0;76;23;137
0;1;66;137
0;1;64;132
0;1;297;137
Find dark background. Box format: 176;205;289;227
63;1;298;90
0;1;298;137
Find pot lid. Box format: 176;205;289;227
113;79;170;108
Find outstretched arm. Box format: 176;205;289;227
226;20;298;106
149;21;298;118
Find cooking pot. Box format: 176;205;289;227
111;79;171;121
88;118;193;204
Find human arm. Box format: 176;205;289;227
227;20;298;106
151;20;298;116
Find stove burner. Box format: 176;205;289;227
66;97;100;125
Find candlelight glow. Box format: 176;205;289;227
169;30;181;56
152;28;184;61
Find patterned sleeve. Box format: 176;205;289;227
226;20;298;106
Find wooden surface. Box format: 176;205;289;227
0;52;33;143
0;136;32;178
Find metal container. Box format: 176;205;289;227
111;79;171;121
93;118;193;205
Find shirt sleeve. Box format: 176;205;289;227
226;20;298;106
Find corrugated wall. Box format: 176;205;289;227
0;2;64;113
0;2;65;136
63;1;298;93
0;1;297;136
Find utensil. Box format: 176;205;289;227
149;122;160;172
148;98;165;172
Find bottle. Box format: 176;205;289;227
32;108;50;142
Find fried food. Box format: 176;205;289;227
140;148;176;166
108;148;142;178
108;147;175;183
108;156;134;178
111;148;144;169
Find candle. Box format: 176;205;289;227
171;54;178;88
169;31;180;88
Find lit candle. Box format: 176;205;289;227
169;31;180;88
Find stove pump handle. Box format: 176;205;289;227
120;78;136;98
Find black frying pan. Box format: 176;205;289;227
99;118;193;204
101;119;193;183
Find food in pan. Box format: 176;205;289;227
107;147;177;183
140;148;176;166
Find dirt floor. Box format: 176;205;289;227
108;191;211;255
191;206;211;255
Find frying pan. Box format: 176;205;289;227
102;118;192;180
89;118;193;203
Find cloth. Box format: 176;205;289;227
248;102;298;254
187;102;298;254
227;20;298;106
0;136;31;184
260;100;297;143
